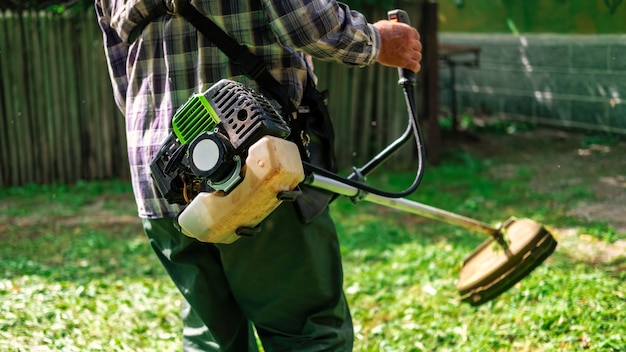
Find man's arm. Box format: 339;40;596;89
260;0;380;66
261;0;421;72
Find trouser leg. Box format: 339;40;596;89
217;204;354;351
142;201;353;351
142;217;258;352
181;299;259;351
181;299;219;352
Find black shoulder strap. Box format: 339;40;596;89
177;1;297;114
127;1;297;114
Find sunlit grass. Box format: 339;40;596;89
1;138;625;351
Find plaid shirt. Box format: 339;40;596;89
96;0;380;218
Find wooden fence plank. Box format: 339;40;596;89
348;68;362;164
12;13;29;183
39;11;59;183
27;11;50;184
357;65;375;165
78;12;96;179
41;12;59;182
90;13;113;179
4;12;23;185
19;11;36;184
32;11;48;183
0;11;11;187
331;63;353;167
58;13;74;183
55;12;77;182
60;12;82;182
374;66;387;160
49;13;71;182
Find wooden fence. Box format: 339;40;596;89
0;6;423;188
0;10;127;188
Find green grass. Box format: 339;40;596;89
1;180;182;351
333;160;625;351
1;136;625;351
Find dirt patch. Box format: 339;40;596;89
554;227;626;264
566;175;626;233
0;193;142;240
452;128;626;230
446;127;626;263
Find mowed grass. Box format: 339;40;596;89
0;181;182;351
1;130;625;351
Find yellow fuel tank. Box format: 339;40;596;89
178;136;304;243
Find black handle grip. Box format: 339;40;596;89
387;9;416;85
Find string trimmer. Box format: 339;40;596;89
149;10;556;306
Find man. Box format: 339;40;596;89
96;0;421;350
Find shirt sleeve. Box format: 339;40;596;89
95;1;130;114
260;0;380;67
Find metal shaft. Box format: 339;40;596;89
310;173;500;237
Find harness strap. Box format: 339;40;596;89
127;1;297;115
179;2;297;112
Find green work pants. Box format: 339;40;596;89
142;203;353;351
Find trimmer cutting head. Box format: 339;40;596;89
457;217;557;306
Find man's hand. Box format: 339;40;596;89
373;20;422;73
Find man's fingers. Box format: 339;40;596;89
407;59;421;73
405;46;422;72
374;20;423;72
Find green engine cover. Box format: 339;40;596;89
172;94;221;144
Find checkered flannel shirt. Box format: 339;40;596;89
96;0;380;218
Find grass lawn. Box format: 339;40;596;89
1;127;625;351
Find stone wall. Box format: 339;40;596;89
438;33;626;134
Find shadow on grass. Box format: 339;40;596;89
0;180;169;283
1;220;168;283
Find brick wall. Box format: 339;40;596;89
438;33;626;134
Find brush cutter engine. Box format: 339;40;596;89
150;79;304;243
151;79;293;202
